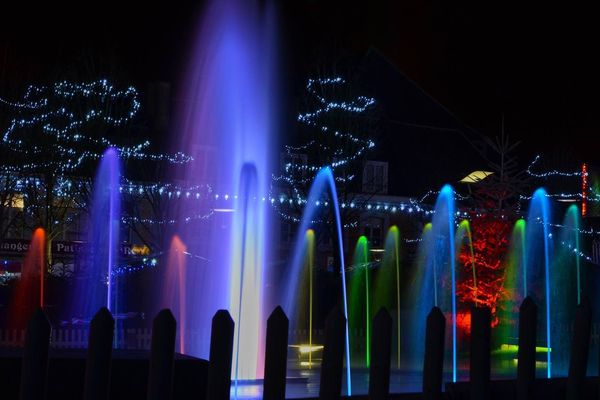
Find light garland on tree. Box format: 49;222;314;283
273;77;376;186
1;80;192;175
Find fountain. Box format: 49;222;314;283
455;220;478;306
305;229;316;368
551;204;582;372
163;235;187;353
230;163;264;385
430;185;457;381
171;0;278;383
525;188;552;377
349;235;370;367
73;148;121;321
9;228;45;328
285;167;352;395
496;219;526;347
561;204;582;304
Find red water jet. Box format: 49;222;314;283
164;235;187;353
9;228;45;329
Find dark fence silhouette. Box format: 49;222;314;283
5;296;598;399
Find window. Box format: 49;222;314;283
363;217;384;247
363;161;388;194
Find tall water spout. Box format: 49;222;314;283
74;148;121;320
428;185;456;381
285;167;352;395
349;236;370;367
163;235;188;353
526;188;552;377
456;220;478;306
171;0;278;375
230;163;265;387
9;228;45;328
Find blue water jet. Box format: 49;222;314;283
74;148;121;320
230;163;263;393
436;185;457;382
171;0;278;372
526;188;552;377
284;167;352;395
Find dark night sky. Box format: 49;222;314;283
1;1;599;165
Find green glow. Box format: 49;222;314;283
514;219;527;298
350;236;370;367
497;219;526;351
493;344;552;354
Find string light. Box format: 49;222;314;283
527;155;583;178
419;189;470;203
559;241;595;264
273;76;376;186
1;80;192;175
121;210;215;226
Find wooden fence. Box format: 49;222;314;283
5;296;597;399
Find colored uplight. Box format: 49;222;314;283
164;236;188;353
496;344;551;354
350;236;370;368
231;164;264;388
33;228;45;309
439;184;457;382
297;344;324;354
72;148;121;323
105;148;121;312
285;167;352;395
9;228;46;329
457;220;478;306
514;219;527;298
527;188;552;378
171;0;278;389
305;229;315;369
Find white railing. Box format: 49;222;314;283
0;328;153;349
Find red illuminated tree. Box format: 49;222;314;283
457;127;530;327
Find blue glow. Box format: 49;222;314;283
439;184;457;383
285;167;352;395
528;188;552;378
171;0;278;380
73;148;121;321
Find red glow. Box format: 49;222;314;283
455;311;471;331
457;215;510;329
9;228;46;328
166;235;187;353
